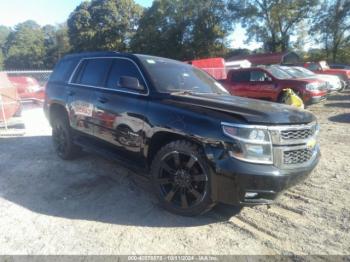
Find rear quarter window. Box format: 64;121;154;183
49;58;79;83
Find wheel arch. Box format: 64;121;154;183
146;131;205;167
49;102;69;126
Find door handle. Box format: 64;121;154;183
98;97;109;104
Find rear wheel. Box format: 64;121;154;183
151;140;215;216
51;112;80;160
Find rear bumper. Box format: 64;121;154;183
211;150;320;206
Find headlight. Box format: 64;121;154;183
222;125;273;164
306;83;320;91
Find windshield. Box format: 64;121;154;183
265;66;293;79
137;55;229;95
294;67;316;77
280;66;307;78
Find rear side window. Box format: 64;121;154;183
76;58;112;86
50;58;79;82
106;59;146;92
230;71;250;82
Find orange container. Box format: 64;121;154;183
0;72;20;122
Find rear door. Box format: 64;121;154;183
93;57;149;162
67;58;112;136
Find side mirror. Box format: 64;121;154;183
118;76;144;91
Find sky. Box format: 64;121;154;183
0;0;260;50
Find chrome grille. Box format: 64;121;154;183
283;149;313;165
281;128;314;140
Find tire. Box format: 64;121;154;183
151;140;215;216
51;111;80;160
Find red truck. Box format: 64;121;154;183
8;76;45;101
304;61;350;88
220;66;328;105
0;73;21;123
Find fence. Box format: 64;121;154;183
3;70;53;86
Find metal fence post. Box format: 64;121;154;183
0;94;8;131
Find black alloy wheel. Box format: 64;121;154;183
151;141;214;216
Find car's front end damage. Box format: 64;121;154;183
208;121;320;206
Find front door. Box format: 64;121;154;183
93;58;149;162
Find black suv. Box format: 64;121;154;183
44;52;320;216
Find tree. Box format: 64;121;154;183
4;20;46;69
229;0;319;52
311;0;350;63
0;51;4;70
67;0;143;52
0;26;10;70
130;0;233;60
43;24;71;68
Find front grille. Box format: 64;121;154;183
283;149;313;165
281;128;314;140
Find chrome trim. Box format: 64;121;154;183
274;144;319;170
68;57;150;96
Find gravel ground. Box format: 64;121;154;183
0;92;349;255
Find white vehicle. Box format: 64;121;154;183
281;66;344;92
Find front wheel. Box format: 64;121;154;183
151;140;215;216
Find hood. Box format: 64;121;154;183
169;93;316;125
313;74;340;82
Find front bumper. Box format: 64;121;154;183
211;150;320;206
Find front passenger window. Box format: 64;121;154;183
107;59;146;93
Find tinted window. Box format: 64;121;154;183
50;58;79;82
78;59;112;86
106;59;146;91
231;71;250;82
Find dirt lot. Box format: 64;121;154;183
0;92;349;255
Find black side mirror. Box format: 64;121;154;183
118;76;144;91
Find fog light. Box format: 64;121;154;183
245;192;258;198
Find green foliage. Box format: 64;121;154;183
4;20;46;69
67;0;143;52
0;51;4;70
311;0;350;63
130;0;233;60
44;24;72;68
229;0;319;52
